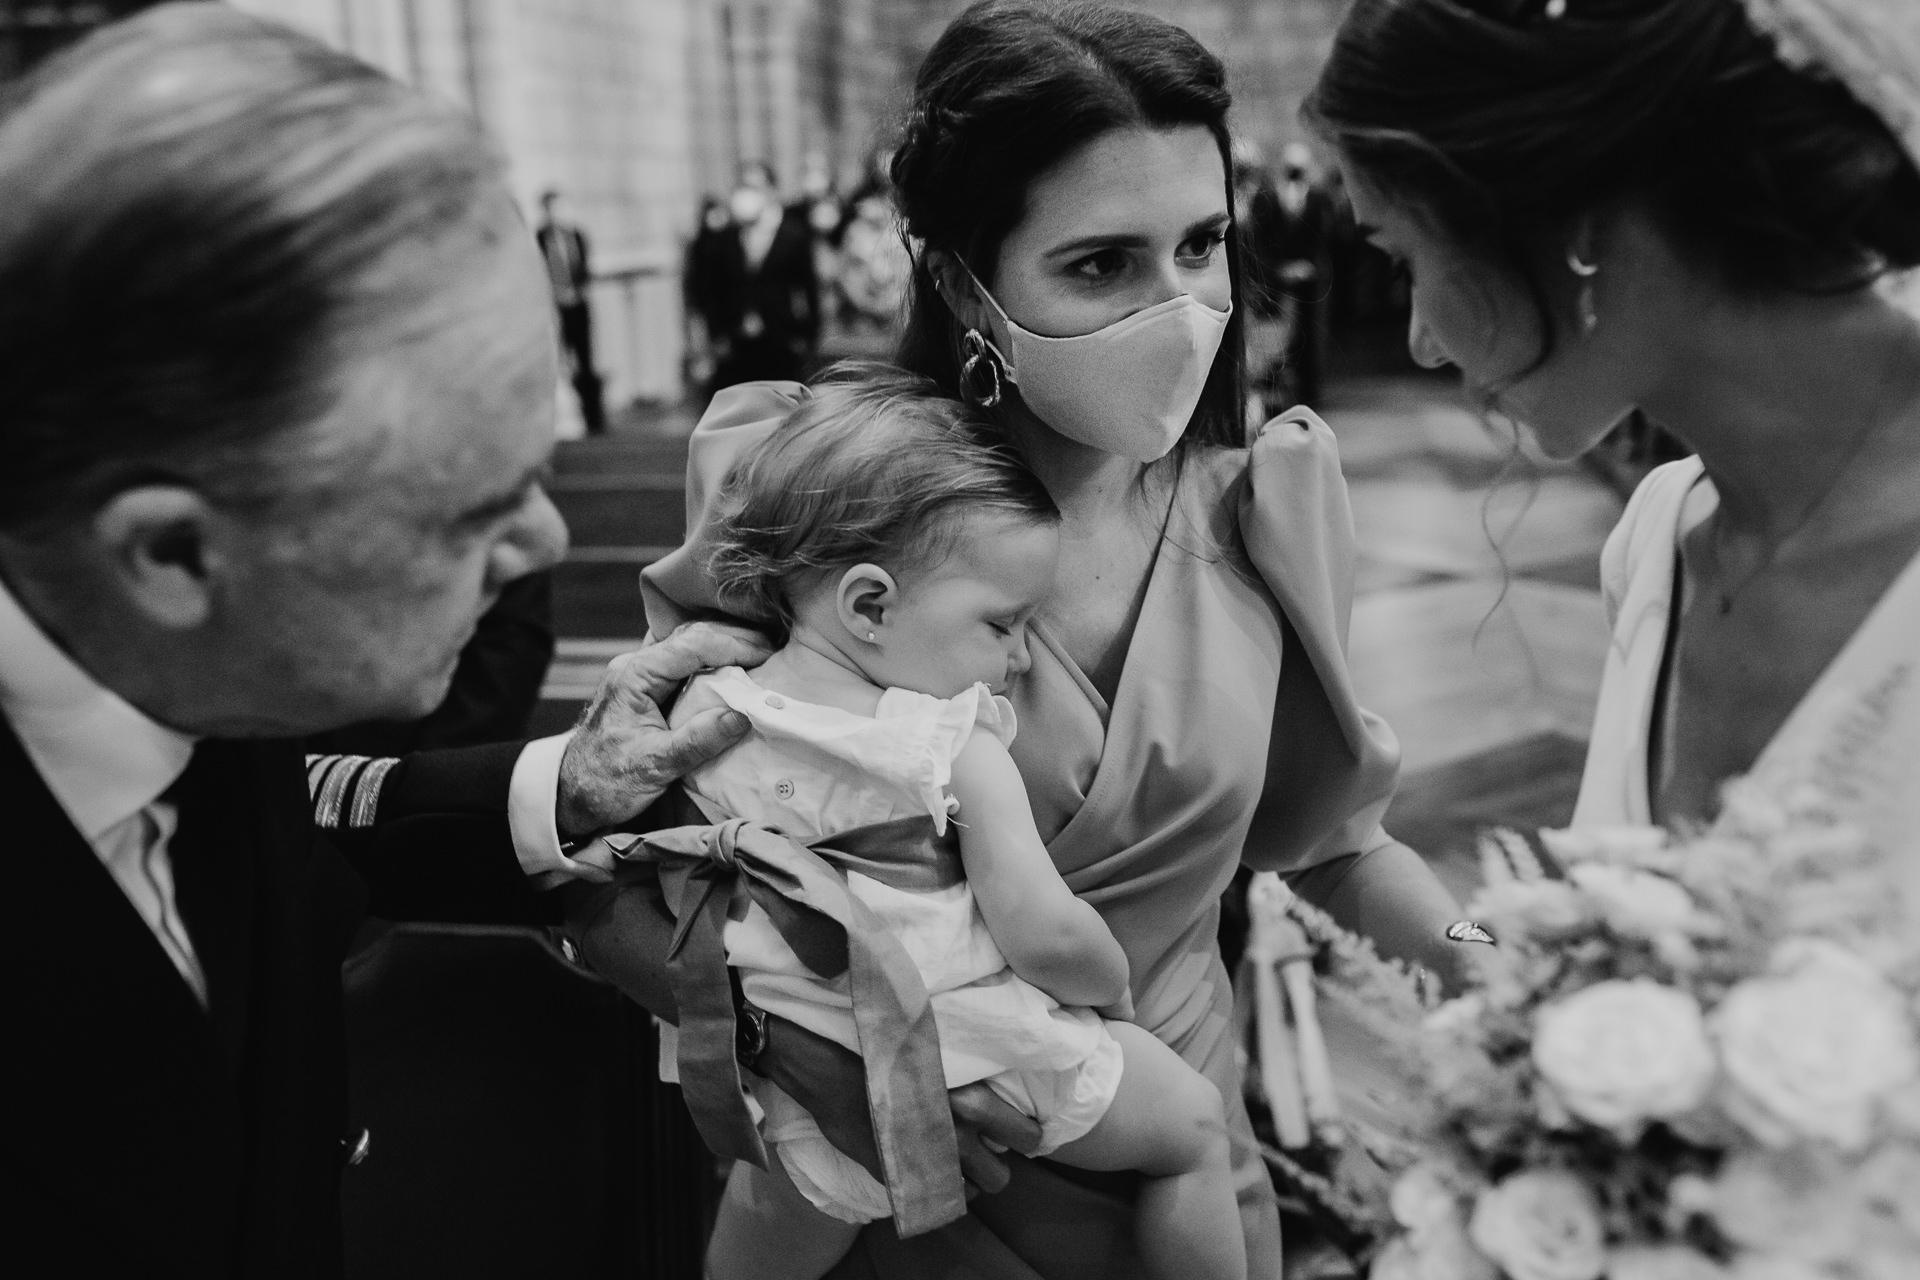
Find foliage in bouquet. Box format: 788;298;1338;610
1358;780;1920;1280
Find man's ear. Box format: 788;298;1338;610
835;562;898;643
924;248;993;336
90;485;223;630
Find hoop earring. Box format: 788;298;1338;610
1566;249;1599;336
960;328;1004;407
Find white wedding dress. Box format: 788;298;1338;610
1572;0;1920;878
1573;459;1920;879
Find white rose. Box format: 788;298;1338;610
1607;1245;1728;1280
1372;1227;1499;1280
1708;1148;1858;1264
1712;942;1919;1150
1468;1170;1607;1280
1724;1256;1830;1280
1392;1164;1465;1233
1533;980;1717;1134
1567;864;1700;940
1375;1166;1500;1280
1850;1145;1920;1277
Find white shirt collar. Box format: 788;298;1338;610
0;574;196;841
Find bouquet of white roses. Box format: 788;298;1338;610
1332;777;1920;1280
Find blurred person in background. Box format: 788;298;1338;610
836;188;912;334
1233;143;1289;423
1267;143;1336;407
536;188;606;435
686;193;737;391
799;151;847;317
707;162;822;392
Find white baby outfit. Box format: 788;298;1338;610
673;666;1124;1223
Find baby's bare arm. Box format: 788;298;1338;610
948;733;1128;1008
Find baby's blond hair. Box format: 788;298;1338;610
708;362;1058;628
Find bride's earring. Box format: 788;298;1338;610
1566;248;1599;336
866;631;877;643
960;328;1004;407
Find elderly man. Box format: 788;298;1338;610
0;5;759;1273
1;7;1028;1276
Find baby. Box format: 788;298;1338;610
680;366;1244;1280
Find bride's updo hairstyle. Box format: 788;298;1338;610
890;0;1248;448
1306;0;1920;297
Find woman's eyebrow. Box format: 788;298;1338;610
1043;211;1232;260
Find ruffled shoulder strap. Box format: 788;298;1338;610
875;682;1019;833
639;381;809;638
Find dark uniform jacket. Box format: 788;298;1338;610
5;726;552;1277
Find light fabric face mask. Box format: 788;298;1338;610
969;270;1232;462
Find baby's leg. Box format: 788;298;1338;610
1048;1022;1247;1280
706;1157;861;1280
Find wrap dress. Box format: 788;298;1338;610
638;382;1407;1279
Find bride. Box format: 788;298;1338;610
1304;0;1920;858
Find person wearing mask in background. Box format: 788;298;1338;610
709;162;822;392
537;188;607;435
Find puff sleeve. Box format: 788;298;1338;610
639;380;810;637
1236;407;1403;873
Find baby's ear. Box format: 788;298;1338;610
836;562;897;639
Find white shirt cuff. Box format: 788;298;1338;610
508;731;611;888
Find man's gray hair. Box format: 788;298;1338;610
0;1;508;532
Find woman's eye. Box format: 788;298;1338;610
1177;229;1228;264
989;620;1014;637
1069;249;1127;282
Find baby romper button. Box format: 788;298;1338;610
774;778;796;801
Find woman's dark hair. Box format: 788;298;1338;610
707;362;1060;628
0;2;508;534
1305;0;1920;302
890;0;1248;449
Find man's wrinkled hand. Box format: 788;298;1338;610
556;621;773;838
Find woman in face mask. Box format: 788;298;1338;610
639;2;1468;1274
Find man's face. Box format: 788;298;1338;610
203;222;569;734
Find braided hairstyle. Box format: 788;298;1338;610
707;362;1059;630
889;0;1248;449
1305;0;1920;297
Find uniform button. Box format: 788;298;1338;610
764;694;786;710
343;1128;371;1167
774;778;796;801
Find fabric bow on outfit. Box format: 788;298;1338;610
595;809;969;1237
